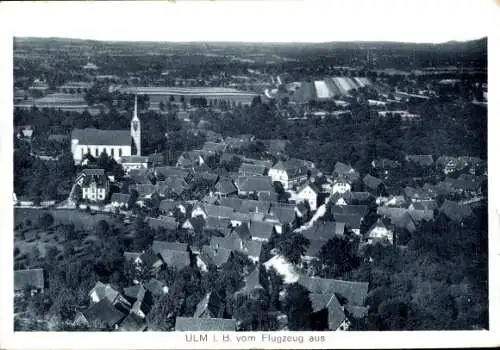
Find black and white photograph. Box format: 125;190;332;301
1;0;498;348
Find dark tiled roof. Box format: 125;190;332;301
214;177;237;195
301;221;346;242
304;239;328;258
330;204;368;217
203;141;227;153
239;163;267;176
119;313;147;331
14;268;44;290
128;169;153;184
309;293;346;330
193;292;225;318
298;276;369;306
123;252;142;262
72;128;131;146
203;204;235;218
134;184;156;197
152;240;188;253
268;206;296;224
121;156;149;164
219;197;271;213
145;216;178;231
331;213;362;229
204;217;232;235
230;223;252;241
249;220;275;240
236;176;274;193
241;240;263;259
272;159;309;178
200;246;232;267
158;250;191;270
440;200;473;221
155;166;191;179
82;299;127;329
363;174;383;190
159;199;178;212
238;268;265;296
175;317;237;331
210;236;243;251
144;279;166;297
333;162;359;181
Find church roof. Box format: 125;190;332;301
72;128;131;146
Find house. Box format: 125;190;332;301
378;208;417;233
75;299;127;330
157;176;189;198
210;236;244;251
213;177;238;197
268;159;309;190
309;292;349;331
268;204;297;227
296;183;320;211
236;268;266;299
342;192;374;205
240;240;263;263
301;221;346;260
371;158;401;171
333;162;360;183
128;168;154;184
122;284;154;319
238;163;267;177
88;282;131;313
219;197;270;214
439;200;473;222
298;276;369;331
124;252;142;267
175;317;237;331
202;141;227;154
366;219;394;245
193;292;226;319
203;217;232;236
176;150;206;169
403;186;434;202
145;216;178;231
158;199;179;216
14;268;45;295
266;139;290;156
119;313;147;331
331;213;363;235
228;222;252;241
120;156;149;173
191;204;235;220
236;176;275;196
330;204;369;219
157;249;191;270
71;169;110;204
405;154;434;167
154;166;191;181
331;177;352;195
198;246;232;270
152;241;188;253
436;156;458;174
110;193;131;209
137;248;164;275
249;220;275;242
133;184;157;199
363;174;386;196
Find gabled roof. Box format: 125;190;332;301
257;191;278;202
203;141;227;153
145;216;178;231
297;182;321;195
157;176;189;197
237;268;265;295
14;268;44;290
123;284;149;301
193;172;219;185
330;205;368;218
72;128;131;146
239;163;267;176
236;176;274;193
204;217;232;234
333;162;358;177
139;248;163;270
134;184;156;197
371;158;401;169
249;220;275;240
200;246;232;267
155;166;191;179
344;191;373;203
82;299;127;329
268;206;296;224
367;218;392;234
210;236;243;251
193;292;225;318
89;282;120;303
298;276;369;306
158;199;178;212
214;177;238;195
219;197;270;213
158;250;191;270
304;239;329;258
331;213;362;229
175;317;237;331
363;174;383;190
121;156;149;164
271;159;309;178
152;240;188;253
128;169;153;184
123;252;142;263
301;221;346;242
202;204;235;218
309;293;346;330
403;186;434;200
119;313;147;331
241;240;263;259
229;222;252;241
440;200;473;221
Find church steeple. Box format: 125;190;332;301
131;94;141;156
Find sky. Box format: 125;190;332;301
0;0;494;43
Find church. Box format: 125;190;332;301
71;95;141;164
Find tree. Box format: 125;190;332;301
318;236;360;278
283;283;312;330
276;233;310;264
95;220;110;237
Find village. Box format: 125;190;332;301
13;37;488;332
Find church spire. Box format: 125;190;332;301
131;94;141;156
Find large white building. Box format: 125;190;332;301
71;96;141;164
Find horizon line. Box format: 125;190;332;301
13;35;488;46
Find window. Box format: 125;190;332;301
87;147;90;154
118;148;122;157
111;148;114;157
95;148;99;157
81;148;84;158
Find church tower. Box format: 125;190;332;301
131;95;141;156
